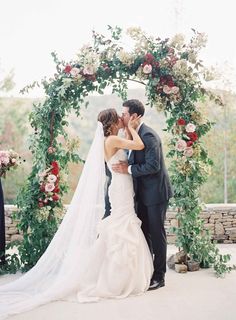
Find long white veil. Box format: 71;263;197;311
0;122;106;319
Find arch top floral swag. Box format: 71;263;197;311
4;26;232;277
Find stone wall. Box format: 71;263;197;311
165;204;236;244
4;204;236;244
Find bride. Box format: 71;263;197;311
0;108;153;319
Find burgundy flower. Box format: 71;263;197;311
102;64;111;72
38;201;44;208
159;75;174;87
52;194;60;202
145;53;155;63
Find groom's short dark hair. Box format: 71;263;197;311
122;99;145;117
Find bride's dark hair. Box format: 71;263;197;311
97;108;119;137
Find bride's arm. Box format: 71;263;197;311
106;117;144;151
124;127;132;140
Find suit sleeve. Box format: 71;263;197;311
131;132;161;177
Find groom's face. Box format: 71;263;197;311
122;107;131;127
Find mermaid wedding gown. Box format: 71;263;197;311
0;124;153;319
76;149;153;301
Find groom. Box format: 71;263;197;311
112;99;173;290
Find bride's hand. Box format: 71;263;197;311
128;115;141;130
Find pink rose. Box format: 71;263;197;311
45;183;55;192
171;86;179;94
70;67;80;77
47;174;57;183
142;63;152;74
184;147;194;157
163;85;172;95
47;147;56;154
186;123;196;133
83;65;94;75
176;139;187;152
0;151;10;165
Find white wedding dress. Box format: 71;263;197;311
0;123;153;319
76;149;153;302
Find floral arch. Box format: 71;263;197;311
5;26;232;276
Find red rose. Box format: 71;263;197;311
40;184;45;192
54;187;60;193
52;194;60;201
51;161;59;168
177;118;186;126
187;141;193;147
187;132;198;142
64;65;72;73
48;147;56;154
51;167;59;176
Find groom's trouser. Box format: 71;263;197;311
137;200;168;281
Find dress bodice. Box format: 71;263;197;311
106;149;135;216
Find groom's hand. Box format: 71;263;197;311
112;161;128;174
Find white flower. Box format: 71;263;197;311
142;64;152;74
118;50;134;65
188;51;197;64
163;85;172;95
47;174;57;183
70;67;80;77
173;60;188;77
126;27;143;40
11;158;16;164
62;78;73;86
171;86;179;94
176;139;187;152
184;147;194;157
45;183;55;192
186;123;196;133
170;34;185;49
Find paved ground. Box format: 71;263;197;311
0;244;236;320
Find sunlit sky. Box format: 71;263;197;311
0;0;235;96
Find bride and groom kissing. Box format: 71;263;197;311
0;99;173;319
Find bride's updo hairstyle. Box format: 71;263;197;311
97;108;119;137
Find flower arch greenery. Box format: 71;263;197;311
4;26;233;276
